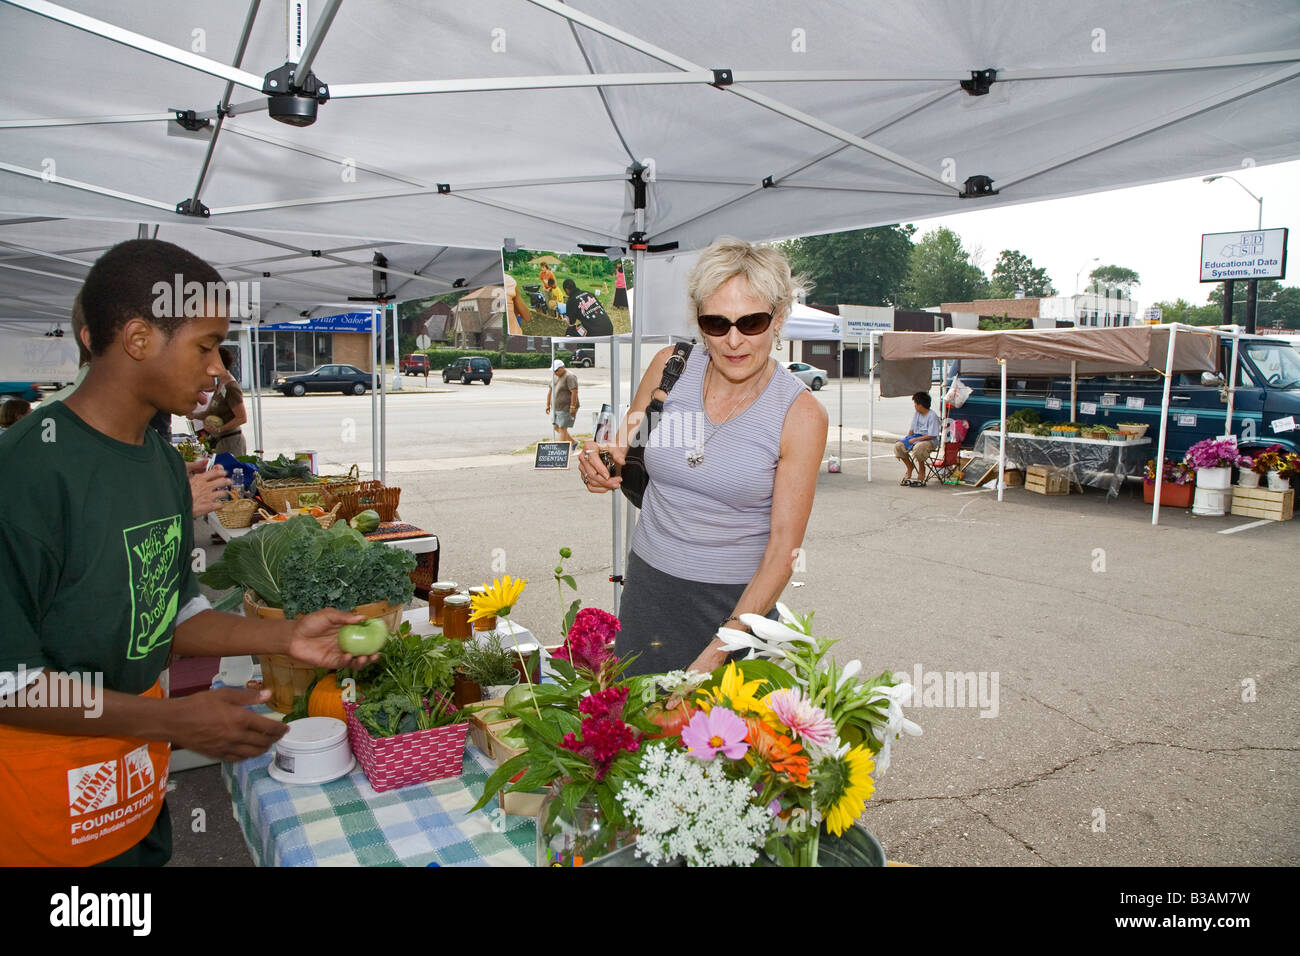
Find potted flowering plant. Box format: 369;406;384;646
1183;437;1242;499
1246;445;1291;491
1142;459;1195;507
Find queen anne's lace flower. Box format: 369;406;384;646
617;747;771;867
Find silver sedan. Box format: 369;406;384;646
785;361;829;391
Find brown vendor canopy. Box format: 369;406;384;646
880;325;1220;376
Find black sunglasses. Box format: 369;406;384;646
697;311;774;337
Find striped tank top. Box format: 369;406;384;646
630;347;809;585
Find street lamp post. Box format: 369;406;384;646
1204;175;1264;333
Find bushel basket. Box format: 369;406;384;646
326;481;402;522
345;696;468;791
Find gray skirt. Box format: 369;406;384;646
616;549;775;677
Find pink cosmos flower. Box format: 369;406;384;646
764;688;837;746
680;707;749;760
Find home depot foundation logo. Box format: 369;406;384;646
151;275;260;319
66;745;158;842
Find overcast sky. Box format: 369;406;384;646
906;159;1298;311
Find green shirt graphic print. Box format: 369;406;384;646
0;401;199;694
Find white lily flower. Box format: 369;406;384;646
773;601;811;634
714;625;764;659
836;659;862;688
739;612;814;650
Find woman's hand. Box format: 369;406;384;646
686;644;729;675
576;441;624;494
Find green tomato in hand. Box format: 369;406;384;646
337;618;390;656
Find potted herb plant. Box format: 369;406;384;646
200;515;416;712
460;631;523;699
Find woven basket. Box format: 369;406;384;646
256;501;341;529
216;497;258;528
327;482;402;522
345;697;468;791
318;463;361;497
256;479;324;513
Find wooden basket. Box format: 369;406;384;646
326;482;402;522
216;497;258;528
345;697;468;791
256;479;323;513
318;464;361;497
256;501;341;529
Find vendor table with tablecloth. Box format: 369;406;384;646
976;430;1153;499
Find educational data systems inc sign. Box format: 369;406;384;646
1200;228;1288;282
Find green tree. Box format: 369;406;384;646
989;249;1056;298
1149;298;1222;326
902;227;989;308
777;225;915;306
1087;265;1140;296
1207;279;1300;327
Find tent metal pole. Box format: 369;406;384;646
611;333;623;616
1225;329;1240;437
391;302;402;391
837;339;843;468
867;333;875;483
371;308;380;481
379;305;388;484
1152;326;1179;525
2;0;265;90
0;113;173;129
1070;361;1077;420
293;0;342;80
0;161;174;211
998;360;1007;503
251;322;263;454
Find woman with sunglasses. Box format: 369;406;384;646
577;237;827;676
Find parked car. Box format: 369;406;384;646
568;348;595;368
785;361;828;391
0;382;41;403
442;356;493;385
274;364;371;396
950;334;1300;461
400;353;430;376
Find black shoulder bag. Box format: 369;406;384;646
617;342;692;509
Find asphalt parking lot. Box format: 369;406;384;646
173;434;1298;866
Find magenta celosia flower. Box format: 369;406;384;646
560;688;640;781
764;687;837;746
680;707;749;760
579;686;628;720
552;608;622;672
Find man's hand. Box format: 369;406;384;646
190;466;233;518
169;687;289;761
287;608;383;670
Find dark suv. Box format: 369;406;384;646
442;356;493;385
401;353;430;375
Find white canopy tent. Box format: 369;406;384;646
2;0;1297;600
880;323;1228;525
780;303;845;465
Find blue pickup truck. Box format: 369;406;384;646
951;335;1300;461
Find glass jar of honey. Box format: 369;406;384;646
468;586;496;632
429;581;459;626
442;594;473;640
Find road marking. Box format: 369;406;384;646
1218;520;1273;535
951;488;994;496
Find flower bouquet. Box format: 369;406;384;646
1184;437;1243;471
1144;458;1195;486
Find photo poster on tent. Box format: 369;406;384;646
397;254;505;353
501;247;631;340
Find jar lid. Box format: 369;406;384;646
468;586;487;595
444;594;471;606
431;581;458;591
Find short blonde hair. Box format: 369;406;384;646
686;237;808;323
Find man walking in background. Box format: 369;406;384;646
546;358;580;450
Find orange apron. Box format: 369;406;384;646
0;679;171;866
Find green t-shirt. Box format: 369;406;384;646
0;400;199;693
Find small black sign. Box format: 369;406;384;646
535;441;571;469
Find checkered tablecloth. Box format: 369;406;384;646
221;742;535;867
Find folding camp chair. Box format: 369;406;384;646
920;418;968;485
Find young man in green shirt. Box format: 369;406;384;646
0;239;378;866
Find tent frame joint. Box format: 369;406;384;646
175;197;211;218
437;183;451;194
172;109;212;132
710;68;734;87
960;68;997;96
960;175;999;199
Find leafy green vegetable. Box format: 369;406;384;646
277;521;416;618
341;624;465;736
199;515;320;607
255;453;314;481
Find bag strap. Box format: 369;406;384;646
647;342;693;415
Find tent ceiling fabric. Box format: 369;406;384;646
0;217;503;320
1;0;1298;320
881;325;1219;375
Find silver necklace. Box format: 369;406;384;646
687;360;770;467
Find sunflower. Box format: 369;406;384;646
817;744;876;836
468;575;527;623
695;662;771;720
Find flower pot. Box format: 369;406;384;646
1196;466;1232;491
242;590;404;713
452;668;482;708
483;673;521;699
1192;486;1231;516
1266;471;1291;492
1237;470;1260;489
1143;480;1194;509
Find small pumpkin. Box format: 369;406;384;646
307;672;347;722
